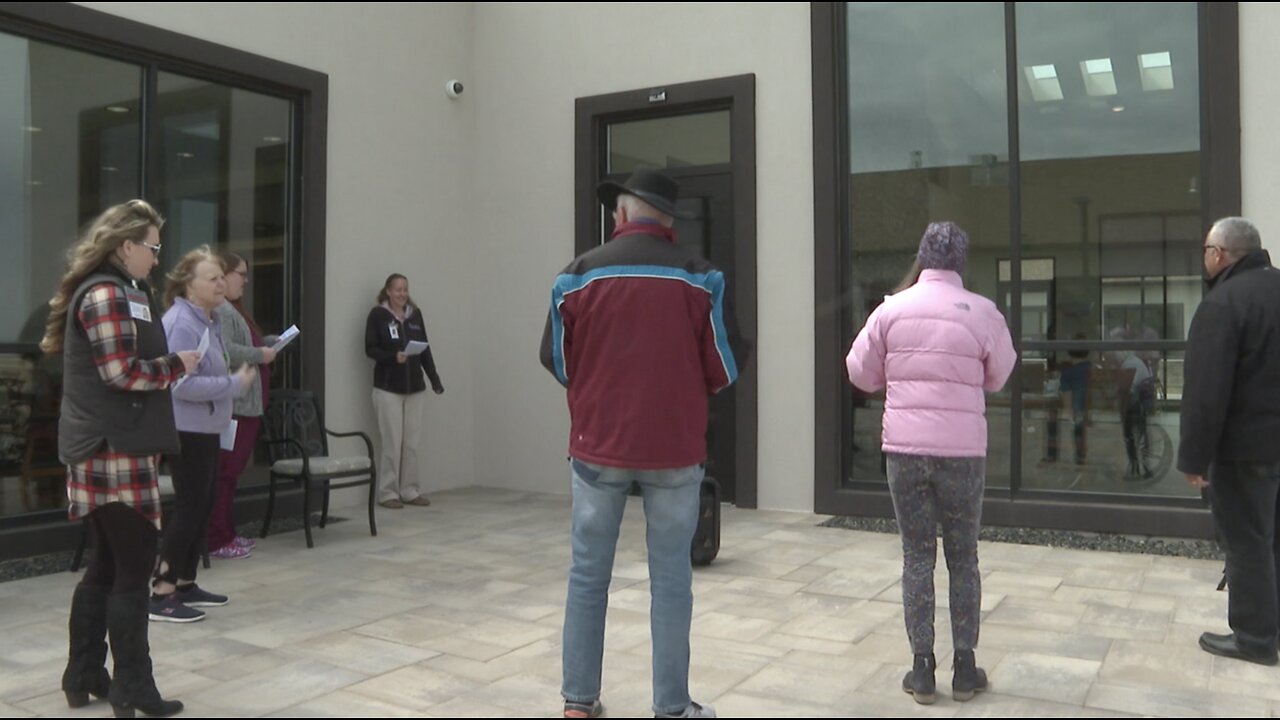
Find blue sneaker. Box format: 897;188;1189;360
174;583;228;608
148;594;205;623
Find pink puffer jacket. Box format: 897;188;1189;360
847;269;1016;458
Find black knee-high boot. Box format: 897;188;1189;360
62;583;112;707
106;590;183;718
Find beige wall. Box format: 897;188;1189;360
76;2;819;513
1240;3;1280;254
70;2;1280;516
78;2;480;506
469;3;815;511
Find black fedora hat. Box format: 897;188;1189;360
596;168;696;220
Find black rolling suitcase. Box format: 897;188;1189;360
691;476;721;566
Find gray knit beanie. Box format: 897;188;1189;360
917;221;969;273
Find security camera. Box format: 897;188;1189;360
445;80;464;99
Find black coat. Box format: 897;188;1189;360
1178;250;1280;475
365;305;443;395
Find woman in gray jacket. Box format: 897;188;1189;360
208;251;278;559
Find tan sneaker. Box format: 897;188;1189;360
405;496;431;507
379;498;404;509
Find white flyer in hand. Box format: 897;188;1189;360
220;418;239;451
195;327;210;360
272;325;301;352
404;340;430;356
172;329;210;391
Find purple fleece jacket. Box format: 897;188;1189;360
162;297;246;434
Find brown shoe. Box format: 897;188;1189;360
405;496;431;507
378;499;404;509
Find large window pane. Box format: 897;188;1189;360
845;2;1012;487
1016;2;1202;343
155;72;293;392
0;33;143;519
0;33;142;343
154;72;294;483
1014;2;1201;500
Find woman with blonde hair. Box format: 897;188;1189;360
152;246;255;623
45;199;195;717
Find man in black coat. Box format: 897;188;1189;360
1180;216;1280;666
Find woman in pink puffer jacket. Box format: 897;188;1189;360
847;222;1016;705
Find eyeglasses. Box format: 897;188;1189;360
1203;244;1224;254
137;241;162;257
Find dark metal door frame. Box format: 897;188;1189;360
574;74;758;508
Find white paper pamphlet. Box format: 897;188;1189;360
220;418;239;451
272;325;301;352
195;327;210;360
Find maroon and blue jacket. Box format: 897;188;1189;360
540;221;748;469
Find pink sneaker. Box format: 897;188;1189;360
233;535;257;550
210;543;251;560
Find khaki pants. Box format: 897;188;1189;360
372;388;427;502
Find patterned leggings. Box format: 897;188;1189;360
886;453;985;656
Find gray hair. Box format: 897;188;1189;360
1210;217;1262;259
616;193;674;228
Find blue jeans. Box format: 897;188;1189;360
561;458;703;715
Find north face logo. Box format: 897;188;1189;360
954;302;971;311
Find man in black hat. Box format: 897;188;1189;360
1181;216;1280;666
540;168;746;718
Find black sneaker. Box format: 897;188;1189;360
148;594;205;623
174;584;229;608
655;701;716;718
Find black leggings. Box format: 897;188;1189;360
156;431;220;586
81;503;158;594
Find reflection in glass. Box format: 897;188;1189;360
845;1;1011;486
0;351;66;517
0;32;142;343
155;72;292;392
0;42;301;520
608;111;730;173
152;73;294;484
1023;349;1192;497
843;2;1204;501
0;33;143;519
1017;2;1202;343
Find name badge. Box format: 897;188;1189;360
124;288;152;322
389;323;399;340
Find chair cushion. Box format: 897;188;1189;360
271;456;372;477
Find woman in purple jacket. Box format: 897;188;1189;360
152;246;255;623
847;223;1016;705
